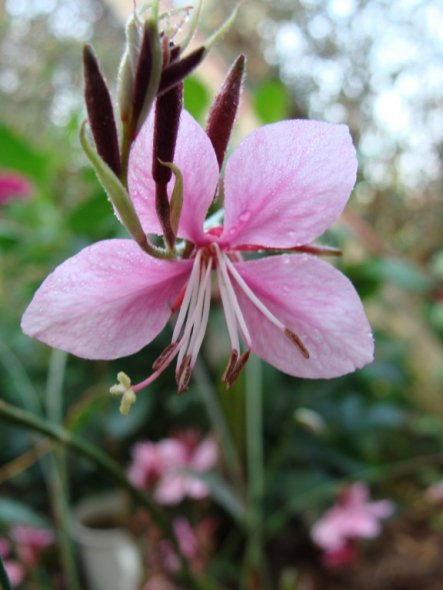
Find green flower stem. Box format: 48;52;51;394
0;400;201;589
0;554;12;590
193;359;245;495
46;350;81;590
244;356;270;588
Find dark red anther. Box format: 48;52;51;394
83;45;121;177
225;349;250;390
177;354;192;393
132;23;154;130
206;54;245;169
158;47;205;96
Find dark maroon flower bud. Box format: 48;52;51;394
152;82;184;247
169;44;181;63
83;45;121;177
132;23;154;129
206;54;245;169
152;83;183;183
158;47;205;96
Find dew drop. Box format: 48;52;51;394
239;210;251;223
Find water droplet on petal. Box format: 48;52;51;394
239;210;251;223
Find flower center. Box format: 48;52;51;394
112;240;310;407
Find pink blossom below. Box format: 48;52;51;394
10;525;54;568
0;536;24;588
128;431;218;505
0;172;32;204
311;482;394;567
21;110;374;393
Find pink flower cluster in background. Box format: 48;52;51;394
0;525;54;587
128;430;218;505
0;172;32;205
311;482;394;567
135;511;216;589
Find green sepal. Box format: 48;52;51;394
80;122;171;260
157;160;184;237
179;0;202;52
204;4;240;52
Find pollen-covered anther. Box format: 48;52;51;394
222;349;239;384
284;328;310;359
110;371;137;415
152;341;179;371
225;349;250;390
176;354;192;393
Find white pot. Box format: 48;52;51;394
72;491;143;590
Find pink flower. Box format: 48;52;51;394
0;172;32;204
0;537;24;588
311;482;394;567
21;111;373;394
159;516;216;575
128;431;218;505
10;525;54;568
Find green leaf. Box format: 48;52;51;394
186;470;246;523
67;192;115;237
253;79;291;124
0;497;50;528
0;123;49;184
184;76;210;122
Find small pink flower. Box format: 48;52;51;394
0;172;32;204
3;560;24;587
22;111;373;392
0;536;25;588
10;525;54;568
311;482;394;567
128;431;218;505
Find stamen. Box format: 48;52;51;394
222;349;239;383
172;250;201;341
214;245;252;347
226;350;250;390
284;329;310;359
223;254;310;360
152;341;179;371
176;257;211;371
217;264;240;353
188;260;212;363
176;354;192;392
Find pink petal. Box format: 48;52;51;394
366;500;395;520
184;476;210;500
344;482;370;507
221;120;357;248
311;509;348;551
155;473;186;505
190;438;218;472
21;239;191;360
3;560;24;587
128;110;219;243
233;254;374;378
